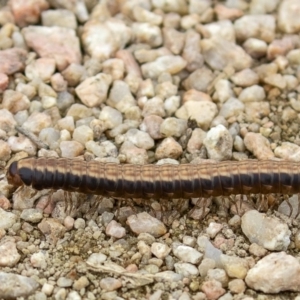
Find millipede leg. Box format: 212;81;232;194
64;191;73;216
296;194;300;219
86;195;102;218
189;197;211;220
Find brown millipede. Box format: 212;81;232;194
6;157;300;199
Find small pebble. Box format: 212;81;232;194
172;244;203;264
105;220;126;239
0;241;21;267
245;252;300;293
241;210;291;251
220;254;249;279
151;242;171;259
127;212;167;238
100;277;122;291
0;272;39;299
86;253;107;268
203;125;233;160
201;279;226;300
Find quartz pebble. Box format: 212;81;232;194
75;73;112;108
0;48;27;75
120;141;148;164
173;244;203;264
201;37;252;71
274;142;300;161
82;19;131;60
234;15;275;43
203;125;233;160
220;254;249;279
160;117;187;138
22;112;52;134
133;23;162;48
57;277;73;288
246;252;300;293
9;0;49;27
201;279;226;300
25;58;56;82
0;272;39;299
214;79;234;103
182;66;214;92
140;115;163;140
31;251;47;269
86;253;107;268
141;55;187;79
60;140;84;158
207;268;229;288
278;0;300;33
244;132;274;159
182;30;203;72
187;128;206;154
0;240;21;267
127;212;167;238
0;207;18;229
100;277;122;291
73;276;89;290
41;9;77;29
175;100;218;130
174;262;199;277
238;85;266;102
230;69;259;87
228;279;246;294
206;222;223;239
241;210;290;251
20;208;43;223
73;125;93;144
243;38;268;58
105;220;126;239
151;242;171;259
22;26;81;70
197;236;222;268
155;137;183;160
124;128;154;150
218;98;244;119
199;258;216;277
108;80;136;113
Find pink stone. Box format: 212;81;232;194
0;73;9;92
9;0;49;27
22;26;81;71
0;48;27;75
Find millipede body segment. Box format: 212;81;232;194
6;157;300;199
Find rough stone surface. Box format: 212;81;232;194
127;212;167;238
241;210;291;251
246;252;300;293
22;26;81;70
0;272;39;299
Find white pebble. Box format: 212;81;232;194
203;125;233;160
241;210;291;251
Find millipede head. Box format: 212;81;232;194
6;161;23;187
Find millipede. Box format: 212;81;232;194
6;157;300;203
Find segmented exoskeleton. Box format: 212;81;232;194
7;157;300;200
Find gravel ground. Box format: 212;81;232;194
0;0;300;299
